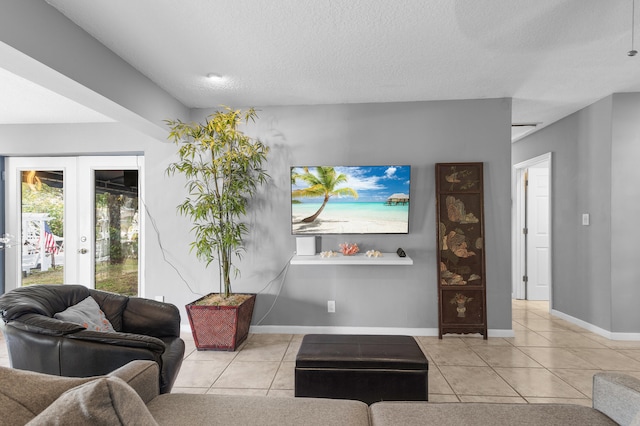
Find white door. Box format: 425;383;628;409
526;164;550;300
5;156;143;295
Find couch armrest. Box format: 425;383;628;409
122;297;181;337
67;330;165;353
108;360;160;403
7;313;85;336
593;372;640;425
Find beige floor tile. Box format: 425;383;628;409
459;395;527;403
185;348;238;362
598;339;640;350
267;389;295;397
439;366;518;396
525;397;592;406
172;359;229;388
171;387;208;394
428;367;455;394
511;321;528;331
283;340;302;362
428;394;460;402
463;337;512;346
619;349;640;362
505;330;553;347
213;361;280;388
511;309;543;319
249;333;293;343
234;341;289;362
424;345;487;367
494;368;584;398
515;319;569;332
271;361;295;390
548;368;601;397
416;336;467;346
550;320;589;333
471;346;542;368
568;348;640;371
535;331;607;348
207;388;268;396
519;347;599;370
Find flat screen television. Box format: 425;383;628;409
290;165;411;235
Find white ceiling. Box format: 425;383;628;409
6;0;640;139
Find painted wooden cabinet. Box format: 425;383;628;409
435;162;488;339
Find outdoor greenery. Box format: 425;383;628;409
21;181;63;236
166;107;269;299
23;259;138;296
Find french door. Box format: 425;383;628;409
4;156;144;296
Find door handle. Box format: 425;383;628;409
78;248;88;254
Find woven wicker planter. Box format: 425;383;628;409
185;293;256;351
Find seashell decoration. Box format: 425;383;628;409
365;250;383;258
320;250;338;258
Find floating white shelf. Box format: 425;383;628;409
290;252;413;266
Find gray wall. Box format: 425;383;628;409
0;98;513;333
513;94;640;333
611;93;640;333
190;99;513;332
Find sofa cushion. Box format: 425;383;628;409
0;365;95;424
369;402;617;426
27;376;158;426
54;295;115;332
146;394;370;426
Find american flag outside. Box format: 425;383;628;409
43;222;59;255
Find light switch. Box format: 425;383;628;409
582;213;589;226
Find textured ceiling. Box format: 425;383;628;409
15;1;640;138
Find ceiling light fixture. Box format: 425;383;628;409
629;0;638;56
206;72;223;80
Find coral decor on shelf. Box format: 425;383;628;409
365;250;383;258
339;242;359;256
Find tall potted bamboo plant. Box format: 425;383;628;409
166;107;269;350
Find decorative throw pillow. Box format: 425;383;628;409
54;295;116;332
27;376;158;426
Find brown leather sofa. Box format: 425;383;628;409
0;284;184;394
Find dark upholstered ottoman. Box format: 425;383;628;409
295;334;428;405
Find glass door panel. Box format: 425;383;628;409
20;170;65;285
93;169;139;296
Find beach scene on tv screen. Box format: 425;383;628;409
291;165;410;234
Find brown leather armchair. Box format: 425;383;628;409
0;284;184;394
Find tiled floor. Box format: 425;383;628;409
3;300;640;404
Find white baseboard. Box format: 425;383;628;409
182;323;514;338
551;309;640;341
249;325;515;338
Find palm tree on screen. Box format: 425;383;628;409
292;166;358;223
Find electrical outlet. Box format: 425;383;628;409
582;213;590;226
327;300;336;313
154;296;164;302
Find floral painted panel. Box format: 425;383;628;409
436;162;487;338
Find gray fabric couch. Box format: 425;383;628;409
1;360;639;426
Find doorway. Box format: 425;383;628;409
4;156;144;296
513;153;552;303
